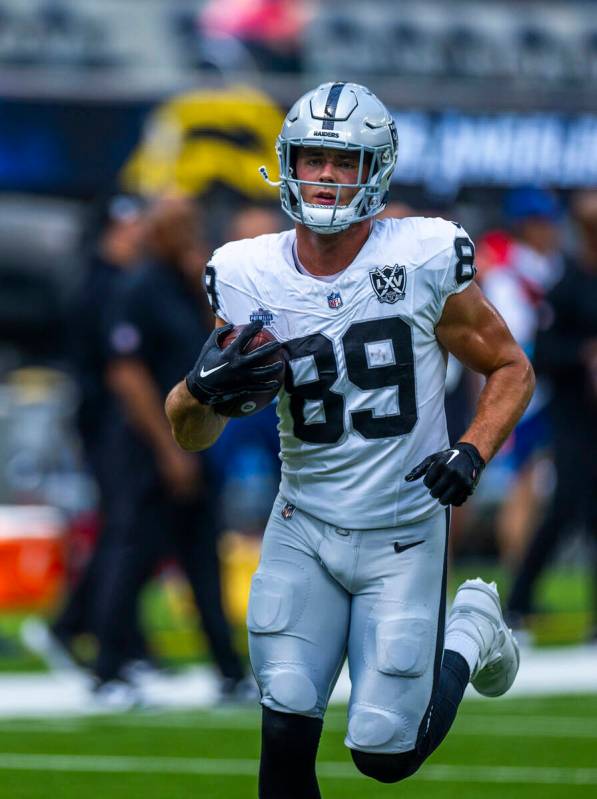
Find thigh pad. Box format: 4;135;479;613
247;560;306;634
376;615;433;678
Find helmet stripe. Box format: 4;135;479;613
322;82;345;130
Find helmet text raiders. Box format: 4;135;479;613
260;82;398;234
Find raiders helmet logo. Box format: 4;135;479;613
370;264;407;303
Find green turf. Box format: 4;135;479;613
0;695;595;798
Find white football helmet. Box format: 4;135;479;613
260;82;398;234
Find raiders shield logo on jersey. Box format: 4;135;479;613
370;264;407;304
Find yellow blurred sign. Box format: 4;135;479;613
121;86;284;198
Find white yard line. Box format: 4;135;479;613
0;754;596;785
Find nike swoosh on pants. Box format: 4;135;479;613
393;539;425;554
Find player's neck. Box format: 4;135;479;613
295;219;373;276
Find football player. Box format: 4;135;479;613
166;83;534;797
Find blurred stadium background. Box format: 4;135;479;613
0;0;596;797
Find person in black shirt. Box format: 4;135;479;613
94;194;249;703
21;195;150;671
507;191;597;639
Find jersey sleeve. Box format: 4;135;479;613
428;222;477;324
203;240;263;325
204;256;226;320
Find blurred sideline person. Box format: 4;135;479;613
21;195;150;671
482;188;563;567
93;194;251;705
508;191;597;639
166;83;533;796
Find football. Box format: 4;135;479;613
212;325;285;417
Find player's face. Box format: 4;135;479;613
295;147;369;207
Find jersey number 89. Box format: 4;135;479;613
285;317;417;444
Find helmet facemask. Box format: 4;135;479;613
261;82;398;234
278;139;395;234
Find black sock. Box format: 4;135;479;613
259;707;323;799
419;649;470;758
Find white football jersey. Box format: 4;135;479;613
205;217;476;528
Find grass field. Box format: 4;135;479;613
0;694;595;799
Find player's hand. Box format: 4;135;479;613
185;321;283;406
404;442;485;506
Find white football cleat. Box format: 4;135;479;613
446;578;520;697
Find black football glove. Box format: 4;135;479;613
404;441;485;507
185;321;283;406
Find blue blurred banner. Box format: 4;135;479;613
3;98;597;196
0;99;150;195
393;111;597;193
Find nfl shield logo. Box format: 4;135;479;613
327;291;343;309
369;264;407;304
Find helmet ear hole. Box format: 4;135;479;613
289;144;298;176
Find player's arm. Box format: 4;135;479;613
166;316;229;452
437;281;535;461
406;282;534;506
165;317;283;452
165;379;229;452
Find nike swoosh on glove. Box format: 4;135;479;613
404;442;486;507
185;321;283;406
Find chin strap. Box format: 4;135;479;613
259;166;282;187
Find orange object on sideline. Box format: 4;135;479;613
0;506;66;609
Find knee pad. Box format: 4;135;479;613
351;748;423;783
261;668;319;714
347;706;406;749
376;616;433;677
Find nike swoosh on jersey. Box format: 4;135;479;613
393;539;424;554
446;449;460;464
199;362;229;378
